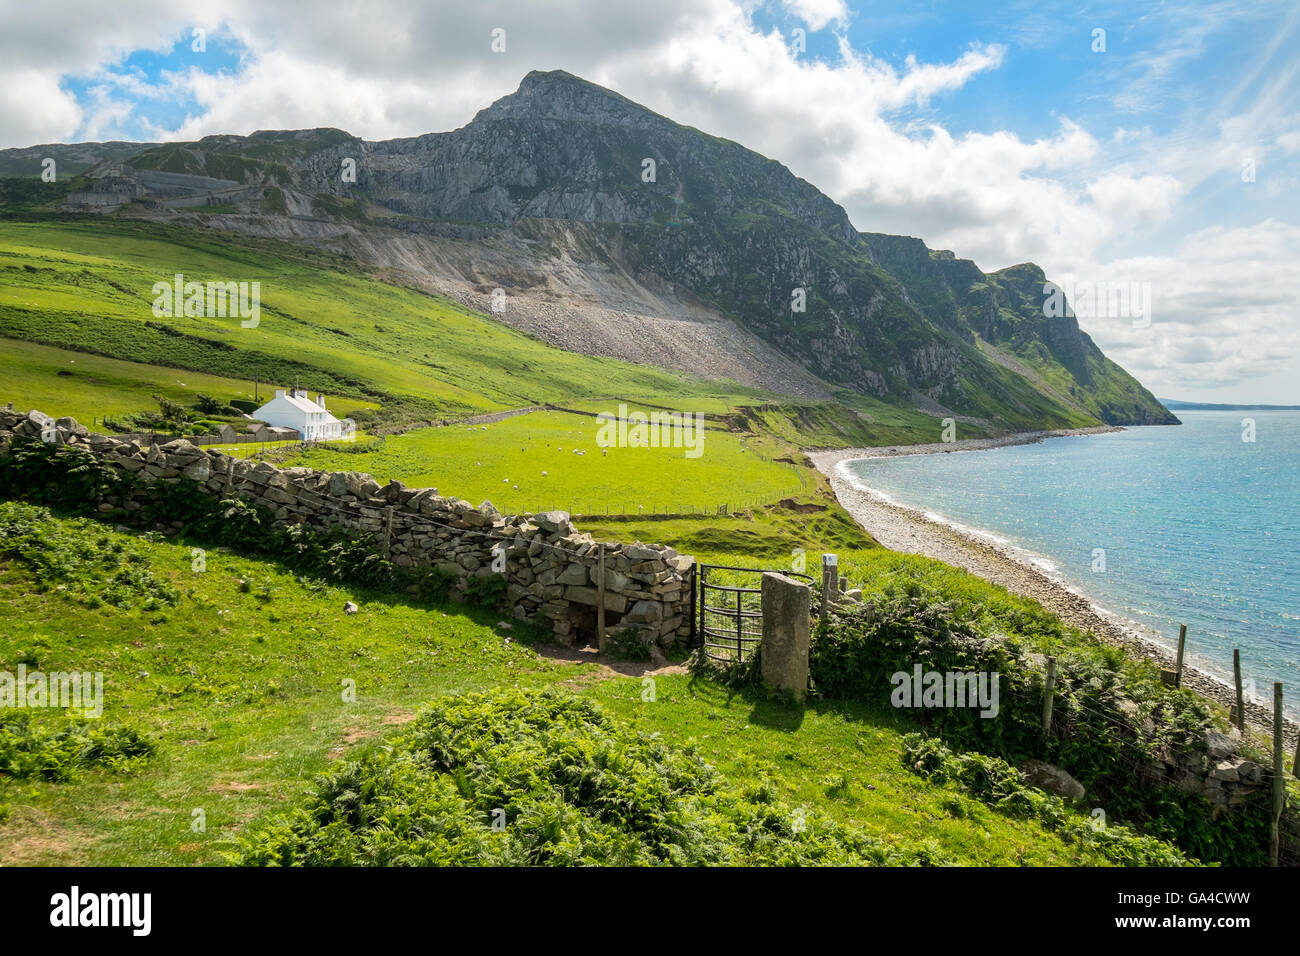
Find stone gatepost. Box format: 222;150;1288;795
760;572;811;703
820;552;838;613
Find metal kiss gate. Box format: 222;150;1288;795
696;564;813;664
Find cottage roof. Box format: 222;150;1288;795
256;390;340;421
280;392;327;414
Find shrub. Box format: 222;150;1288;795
609;626;651;661
901;734;1193;867
808;580;1278;864
0;437;402;593
0;500;179;609
0;713;155;782
0;437;133;511
236;688;946;866
194;393;237;416
462;573;507;610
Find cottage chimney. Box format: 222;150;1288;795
317;394;326;408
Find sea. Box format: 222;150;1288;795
841;411;1300;716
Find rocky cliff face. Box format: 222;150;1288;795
20;69;1177;428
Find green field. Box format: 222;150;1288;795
0;215;970;518
279;408;806;514
206;436;369;459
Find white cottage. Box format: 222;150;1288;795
252;389;343;441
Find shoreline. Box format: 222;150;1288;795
809;423;1124;461
808;429;1299;745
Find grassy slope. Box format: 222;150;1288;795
0;338;378;424
0;216;965;450
0;216;962;519
977;266;1177;426
0;505;1137;866
0;218;769;420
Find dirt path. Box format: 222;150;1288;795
533;641;689;679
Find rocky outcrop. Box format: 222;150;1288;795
0;408;694;650
1019;759;1086;800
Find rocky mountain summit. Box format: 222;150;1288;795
7;70;1176;427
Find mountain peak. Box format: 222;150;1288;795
517;69;592;91
478;70;667;130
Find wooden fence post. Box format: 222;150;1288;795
1043;657;1057;740
1271;682;1284;867
1233;649;1245;732
1174;624;1187;687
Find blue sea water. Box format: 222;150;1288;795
842;411;1300;714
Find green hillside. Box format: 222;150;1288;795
0;215;998;463
0;338;378;425
0;212;1251;869
0;215;954;518
0;69;1178;432
0;500;1191;866
0;217;769;428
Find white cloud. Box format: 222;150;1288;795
779;0;848;32
1086;173;1185;229
0;69;83;146
1071;220;1300;393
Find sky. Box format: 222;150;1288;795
2;0;1298;403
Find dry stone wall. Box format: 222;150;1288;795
0;408;695;649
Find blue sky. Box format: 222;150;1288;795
65;4;1245;147
60;32;246;140
753;1;1300;261
3;0;1298;402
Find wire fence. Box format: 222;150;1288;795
1056;689;1300;865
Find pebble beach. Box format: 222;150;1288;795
808;429;1299;745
